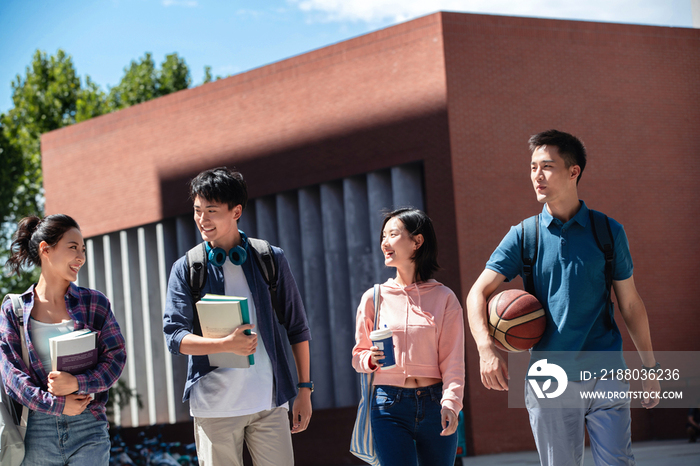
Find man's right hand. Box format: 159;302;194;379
63;394;91;416
222;324;257;355
466;269;509;391
479;342;509;391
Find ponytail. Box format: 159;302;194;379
5;214;81;276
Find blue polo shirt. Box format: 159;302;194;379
486;201;633;378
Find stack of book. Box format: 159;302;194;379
196;294;254;368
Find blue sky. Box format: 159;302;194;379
0;0;694;114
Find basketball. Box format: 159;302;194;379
487;289;545;352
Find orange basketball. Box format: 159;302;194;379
487;289;546;352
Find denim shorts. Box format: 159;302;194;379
370;383;458;466
22;410;110;466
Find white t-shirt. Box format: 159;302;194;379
29;318;75;371
189;260;288;418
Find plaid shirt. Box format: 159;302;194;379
0;283;126;422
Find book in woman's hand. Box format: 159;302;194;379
49;329;97;374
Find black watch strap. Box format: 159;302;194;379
641;361;660;371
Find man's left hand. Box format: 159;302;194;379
640;378;661;409
291;389;312;433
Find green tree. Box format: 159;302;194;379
76;76;108;123
159;53;191;95
108;52;191;110
0;49;83;295
203;65;213;84
107;52;158;110
0;117;41;293
2;49;196;296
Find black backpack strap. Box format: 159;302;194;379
186;242;208;336
520;215;539;296
589;210;615;329
248;238;284;326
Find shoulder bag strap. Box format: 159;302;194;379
373;284;381;331
370;284;381;388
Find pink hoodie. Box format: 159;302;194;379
352;278;465;414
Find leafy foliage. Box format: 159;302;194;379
0;49;82;295
203;65;213;84
107;52;191;110
107;379;143;418
1;49;198;296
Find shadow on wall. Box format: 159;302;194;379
157;108;447;220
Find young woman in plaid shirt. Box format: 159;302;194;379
1;214;126;465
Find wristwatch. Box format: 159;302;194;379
641;362;660;371
297;382;314;393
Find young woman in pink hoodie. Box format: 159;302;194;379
352;208;465;466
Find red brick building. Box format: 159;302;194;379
41;12;699;462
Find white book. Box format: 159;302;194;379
49;329;98;374
196;295;253;369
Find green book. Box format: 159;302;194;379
196;294;255;367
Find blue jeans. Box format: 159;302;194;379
22;410;110;465
370;383;458;466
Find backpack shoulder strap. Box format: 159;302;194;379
1;294;29;432
185;242;208;336
3;294;30;367
3;294;24;327
520;214;540;296
247;238;284;325
589;210;615;328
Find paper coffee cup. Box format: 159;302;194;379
369;328;396;369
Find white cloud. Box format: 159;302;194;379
288;0;685;26
162;0;198;7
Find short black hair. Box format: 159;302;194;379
529;130;587;184
380;208;440;282
190;167;248;210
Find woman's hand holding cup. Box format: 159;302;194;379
369;346;385;369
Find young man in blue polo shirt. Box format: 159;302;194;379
163;167;312;466
466;130;660;466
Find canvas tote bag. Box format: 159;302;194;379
349;284;382;466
